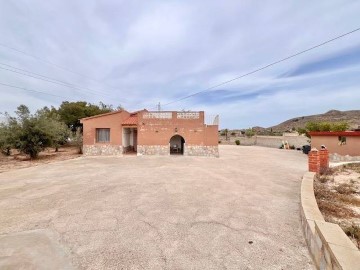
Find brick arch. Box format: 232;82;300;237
169;134;185;155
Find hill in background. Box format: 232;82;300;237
269;110;360;132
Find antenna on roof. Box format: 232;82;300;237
157;102;161;111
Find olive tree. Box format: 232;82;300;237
0;105;70;158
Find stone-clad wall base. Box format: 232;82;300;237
137;145;169;155
83;145;123;156
137;145;219;157
184;145;219;157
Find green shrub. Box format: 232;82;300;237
245;128;255;137
235;140;240;145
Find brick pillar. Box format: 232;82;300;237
319;148;329;172
308;148;320;173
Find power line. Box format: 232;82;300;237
0;43;102;83
0;62;112;96
158;27;360;109
0;66;96;99
0;82;69;99
0;42;123;94
0;62;128;102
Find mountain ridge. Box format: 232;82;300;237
268;110;360;132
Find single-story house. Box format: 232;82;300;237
309;131;360;156
80;110;219;157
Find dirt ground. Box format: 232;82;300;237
0;145;313;269
0;146;81;173
314;164;360;249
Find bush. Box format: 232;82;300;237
235;140;240;145
245;128;255;137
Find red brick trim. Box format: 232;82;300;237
309;131;360;137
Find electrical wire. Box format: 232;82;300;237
0;63;127;102
157;27;360;109
0;82;69;100
0;42;125;95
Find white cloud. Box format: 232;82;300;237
0;0;359;127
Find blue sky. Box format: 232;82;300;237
0;1;360;128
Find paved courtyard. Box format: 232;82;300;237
0;145;313;269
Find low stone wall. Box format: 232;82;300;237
83;145;123;156
184;145;219;157
300;172;360;269
137;145;169;155
236;135;308;148
330;153;360;162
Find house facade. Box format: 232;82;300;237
80;110;219;157
309;131;360;156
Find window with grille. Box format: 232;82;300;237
96;128;110;143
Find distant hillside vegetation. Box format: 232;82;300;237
269;110;360;132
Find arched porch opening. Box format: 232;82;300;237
169;135;185;155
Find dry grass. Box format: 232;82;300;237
344;163;360;174
335;183;357;195
0;146;81;173
314;164;360;249
343;224;360;249
314;182;360;219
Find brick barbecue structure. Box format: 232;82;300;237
80;110;219;157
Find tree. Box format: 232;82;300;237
224;129;229;140
245;128;255;137
16;117;52;158
0;105;71;158
57;101;113;130
305;121;349;132
331;122;349;131
299;121;349;138
70;127;83;154
0;116;15;156
36;109;69;152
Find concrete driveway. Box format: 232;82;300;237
0;145;313;269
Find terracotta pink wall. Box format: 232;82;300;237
137;111;218;146
81;110;218;147
81;111;130;145
311;136;360;156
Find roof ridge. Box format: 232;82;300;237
80;109;128;121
